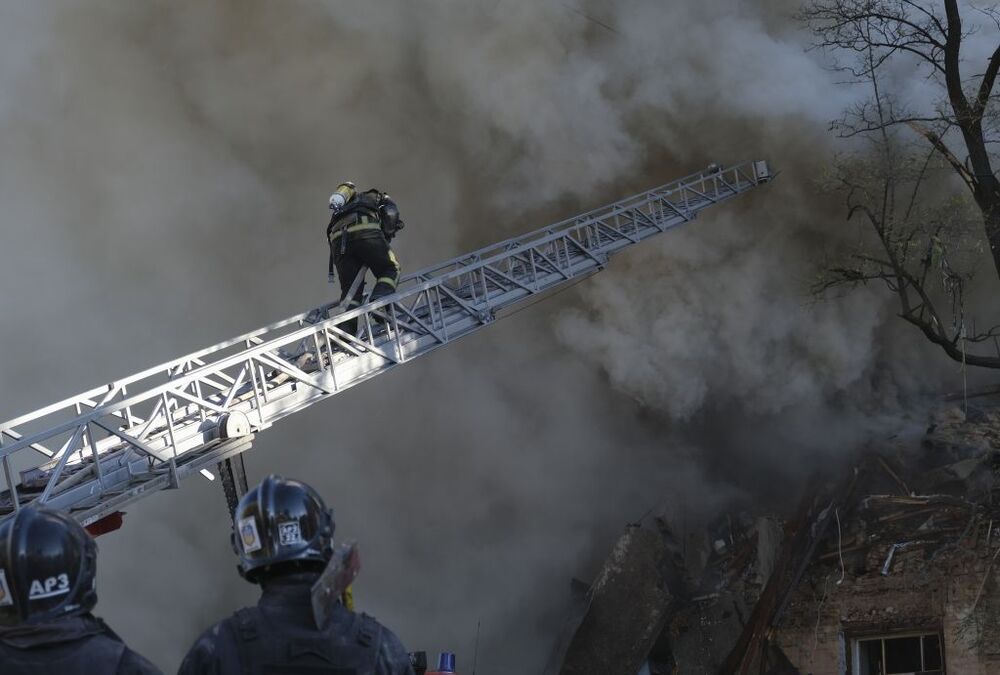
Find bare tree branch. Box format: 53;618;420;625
905;121;977;191
900;313;1000;367
803;0;1000;278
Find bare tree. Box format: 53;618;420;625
803;0;1000;369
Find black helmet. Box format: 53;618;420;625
0;506;98;626
232;475;335;582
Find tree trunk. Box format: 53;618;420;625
942;1;1000;283
986;198;1000;284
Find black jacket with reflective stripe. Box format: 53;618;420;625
328;191;386;241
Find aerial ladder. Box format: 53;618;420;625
0;161;772;530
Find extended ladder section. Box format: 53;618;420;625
0;161;772;527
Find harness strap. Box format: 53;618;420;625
329;219;382;240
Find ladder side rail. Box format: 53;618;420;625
3;224;732;516
1;162;762;460
0;161;765;437
319;175;759;356
0;240;628;480
0;161;770;520
317;173;742;328
49;302;498;517
403;161;762;280
55;437;255;527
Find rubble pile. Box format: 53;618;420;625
552;403;1000;675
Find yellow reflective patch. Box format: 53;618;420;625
334;183;356;204
330;221;381;239
376;276;398;288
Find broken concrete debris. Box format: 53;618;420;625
553;403;1000;674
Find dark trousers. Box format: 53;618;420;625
332;233;400;336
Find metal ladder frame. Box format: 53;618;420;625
0;160;771;527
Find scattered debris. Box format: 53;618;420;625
553;401;1000;673
553;525;683;675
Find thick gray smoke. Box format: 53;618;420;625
0;0;982;671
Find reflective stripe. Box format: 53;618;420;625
388;249;400;269
375;276;398;289
330;218;381;239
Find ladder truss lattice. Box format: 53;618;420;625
0;161;772;526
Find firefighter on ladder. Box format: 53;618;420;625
327;182;405;336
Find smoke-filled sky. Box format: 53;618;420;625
0;1;996;671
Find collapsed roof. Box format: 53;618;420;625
549;403;1000;675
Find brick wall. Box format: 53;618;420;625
773;552;1000;674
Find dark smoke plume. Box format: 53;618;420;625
0;1;979;670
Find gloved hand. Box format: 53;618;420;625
328;273;337;284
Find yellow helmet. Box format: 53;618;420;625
328;181;357;211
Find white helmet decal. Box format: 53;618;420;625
28;574;70;601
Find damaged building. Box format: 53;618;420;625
548;403;1000;675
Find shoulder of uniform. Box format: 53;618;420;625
358;613;411;664
372;622;415;675
193;614;242;649
118;646;165;675
88;614;122;637
224;605;262;643
355;611;382;647
177;618;234;674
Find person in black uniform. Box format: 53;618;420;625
0;505;162;675
178;474;415;675
327;182;405;336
